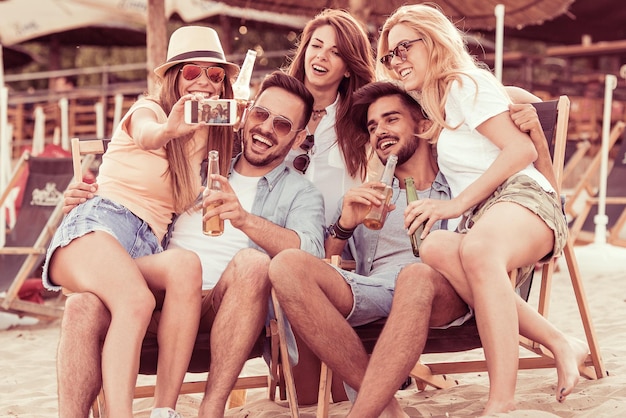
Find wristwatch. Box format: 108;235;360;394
328;218;355;240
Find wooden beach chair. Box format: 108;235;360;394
569;130;626;247
71;138;296;416
0;152;73;319
565;120;625;236
562;138;591;188
291;96;606;417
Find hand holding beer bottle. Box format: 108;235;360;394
404;177;425;257
203;150;224;236
363;154;397;230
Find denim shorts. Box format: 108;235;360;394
42;196;163;291
330;265;396;327
457;174;568;287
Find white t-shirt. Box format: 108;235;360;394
436;69;554;203
167;170;260;289
286;95;363;225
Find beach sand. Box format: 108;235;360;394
1;243;625;417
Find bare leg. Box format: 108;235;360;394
50;232;156;418
421;203;585;413
422;229;588;404
348;263;468;418
136;249;203;410
198;248;271;418
57;292;111;417
269;249;403;417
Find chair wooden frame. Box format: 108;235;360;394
0;151;74;319
70;138;295;416
568;129;626;247
307;96;605;418
565;121;625;238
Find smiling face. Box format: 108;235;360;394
303;25;349;93
366;95;421;166
177;61;225;98
239;86;307;175
386;24;428;92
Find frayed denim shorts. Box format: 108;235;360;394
42;196;163;291
330;265;397;327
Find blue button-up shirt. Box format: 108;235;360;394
335;172;451;275
164;154;325;258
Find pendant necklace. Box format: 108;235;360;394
311;108;327;121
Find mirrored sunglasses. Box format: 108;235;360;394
380;38;423;70
247;106;301;138
180;64;226;83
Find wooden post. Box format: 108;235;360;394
147;0;167;95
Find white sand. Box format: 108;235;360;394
1;243;625;417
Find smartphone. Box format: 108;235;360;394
184;99;237;125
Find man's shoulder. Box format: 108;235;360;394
282;167;320;189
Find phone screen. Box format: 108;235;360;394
185;99;236;125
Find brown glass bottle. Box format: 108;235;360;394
202;150;224;236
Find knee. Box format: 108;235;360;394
420;230;447;267
458;238;491;280
164;248;203;295
231;248;271;289
62;293;110;339
268;248;309;290
396;263;437;296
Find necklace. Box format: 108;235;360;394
311;108;327;121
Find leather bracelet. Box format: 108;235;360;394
328;217;356;240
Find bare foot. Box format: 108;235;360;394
348;397;408;418
379;402;410;418
554;337;589;402
481;399;515;416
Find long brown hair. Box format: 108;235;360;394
155;63;234;213
286;9;375;180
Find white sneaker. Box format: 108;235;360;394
150;407;182;418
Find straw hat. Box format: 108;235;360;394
154;26;239;79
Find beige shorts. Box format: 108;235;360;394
457;174;568;287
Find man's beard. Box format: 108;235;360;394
242;129;295;168
379;135;419;166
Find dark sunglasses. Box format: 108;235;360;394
293;134;314;174
247;106;301;138
180;64;226;83
380;38;423;70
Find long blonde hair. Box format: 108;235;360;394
155;63;234;213
287;9;375;180
378;4;495;143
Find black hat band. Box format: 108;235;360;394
167;50;225;63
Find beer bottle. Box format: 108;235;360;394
363;154;397;230
202;150;224;236
404;177;424;257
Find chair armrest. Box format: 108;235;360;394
324;255;356;271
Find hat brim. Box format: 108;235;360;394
154;57;239;80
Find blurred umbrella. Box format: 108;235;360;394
2;45;39;70
503;0;626;44
0;0;144;47
78;0;575;31
208;0;576;31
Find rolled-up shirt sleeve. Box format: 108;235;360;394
287;182;325;258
